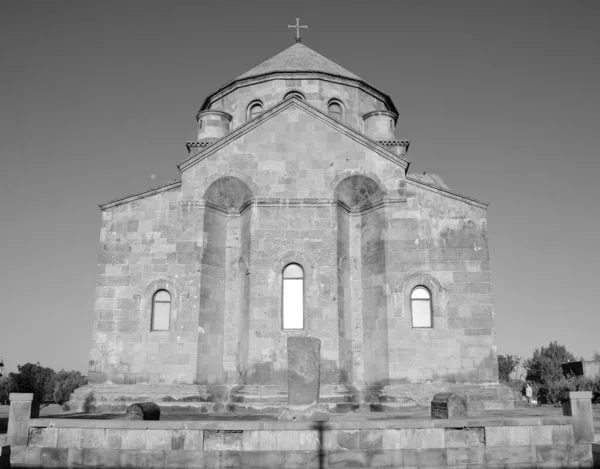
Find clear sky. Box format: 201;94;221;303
1;1;599;374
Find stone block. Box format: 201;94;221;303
484;446;537;465
536;444;572;463
561;391;594;444
81;428;108;448
28;427;58;447
337;429;360;449
118;450;165;468
120;429;146;450
530;425;554;445
382;428;444;449
368;449;403;467
81;448;120;467
164;450;217;468
40;447;68;467
66;448;84;466
359;429;383;449
276;430;318;451
57;427;82;449
402;448;447;466
327;449;369;468
486;426;531;446
146;429;172;450
170;429;185;450
183;430;203;451
7;394;37;446
10;446;41;467
283;450;318;468
217;450;242;468
242;430;259;450
104;428;123;449
257;431;277;450
431;392;467;419
444;427;484;447
126;402;161;420
287;336;321;406
204;430;242;451
573;443;593;463
446;446;485;465
552;424;575;445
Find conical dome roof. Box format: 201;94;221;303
236;43;361;81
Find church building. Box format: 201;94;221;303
74;38;506;412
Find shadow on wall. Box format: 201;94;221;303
244;360;349;385
0;445;10;469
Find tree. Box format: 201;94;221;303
592;351;600;361
0;377;11;405
497;354;520;382
51;370;87;405
8;363;56;401
524;341;576;403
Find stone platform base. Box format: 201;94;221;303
67;383;359;414
68;382;523;415
366;382;525;412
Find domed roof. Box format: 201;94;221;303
236;43;361;81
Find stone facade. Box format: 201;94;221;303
78;43;500;411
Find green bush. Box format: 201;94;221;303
524;341;577;404
528;374;600;404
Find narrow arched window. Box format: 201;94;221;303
328;101;343;122
247;101;263;121
151;290;171;331
284;91;305;101
411;286;432;328
282;263;304;329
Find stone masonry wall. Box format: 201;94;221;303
89;101;497;389
385;180;497;384
90;188;202;385
207;78;389;134
13;417;591;469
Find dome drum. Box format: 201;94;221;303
362;110;397;141
197;110;232;142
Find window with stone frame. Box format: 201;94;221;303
411;286;432;328
247;101;263;121
151;289;171;331
328;100;343;122
282;263;304;330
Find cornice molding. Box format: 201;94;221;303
177;197;406;216
378;140;410;148
185;141;212;153
178;97;409;173
405;176;488;209
99;180;181;211
200;71;398;118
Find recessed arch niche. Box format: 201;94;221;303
197;176;253;385
334;174;389;386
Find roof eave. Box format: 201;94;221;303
199;71;398;119
180;97;408;173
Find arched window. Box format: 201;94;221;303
328;101;343;122
282;263;304;329
151;290;171;331
284;91;305;101
247;101;263;121
411;286;432;328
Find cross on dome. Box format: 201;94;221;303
288;18;308;43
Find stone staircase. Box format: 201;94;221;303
366;382;525;412
229;384;359;413
67;384;230;414
67;383;360;415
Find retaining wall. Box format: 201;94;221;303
7;392;595;468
